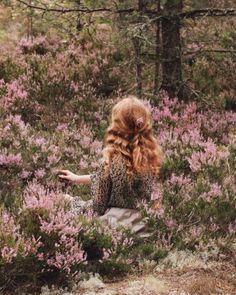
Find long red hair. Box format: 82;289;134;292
103;95;164;176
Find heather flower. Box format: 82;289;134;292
56;123;68;132
47;154;61;166
35;168;46;179
168;173;192;187
19;170;32;179
34;137;47;147
94;111;101;121
165;219;177;230
79;158;87;169
70;81;79;92
228;222;236;234
80;136;91;148
0;153;22;166
1;246;18;263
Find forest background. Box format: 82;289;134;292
0;0;236;294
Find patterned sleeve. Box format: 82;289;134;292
141;172;158;202
90;162;112;216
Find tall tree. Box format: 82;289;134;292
132;0;145;98
153;0;161;96
161;0;184;98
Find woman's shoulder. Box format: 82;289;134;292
92;154;125;177
110;154;127;174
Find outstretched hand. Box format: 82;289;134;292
57;170;79;183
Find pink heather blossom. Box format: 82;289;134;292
168;173;192;187
200;182;222;202
0;210;33;263
37;253;44;261
94;111;101;121
47;243;84;273
3;79;28;108
139;199;165;218
20;181;86;272
6;114;29;137
39;210;79;236
33;102;43;112
34;137;47;147
151;183;163;201
32;154;40;164
84;209;96;220
228;222;236;234
80;136;91;148
181;129;203;147
70;81;79;92
23;181;62;211
218;149;230;159
189;226;202;238
18;35;49;52
208;183;222;197
79;158;87;169
0;153;22;166
90;139;102;153
56;123;68;132
1;246;18;263
19;170;32;179
224;176;236;194
23;236;43;256
0;211;20;237
35;168;46;179
47;154;61;166
64;146;76;158
165;219;177;230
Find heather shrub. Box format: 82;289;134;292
0;182;134;291
0;113;103;206
140;93;236;251
0;36;122;126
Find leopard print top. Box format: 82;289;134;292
90;155;157;215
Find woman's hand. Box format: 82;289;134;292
57;170;91;185
57;170;79;183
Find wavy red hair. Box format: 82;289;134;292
103;95;164;176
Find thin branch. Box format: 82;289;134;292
16;0;135;14
178;8;236;19
184;48;236;55
16;1;236;20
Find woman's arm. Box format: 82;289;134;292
57;170;91;185
75;174;91;185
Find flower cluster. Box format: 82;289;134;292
139;92;236;250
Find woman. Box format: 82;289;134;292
58;95;164;237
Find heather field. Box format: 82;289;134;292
0;1;236;294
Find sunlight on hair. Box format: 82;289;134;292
103;95;164;176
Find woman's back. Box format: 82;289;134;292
91;154;156;215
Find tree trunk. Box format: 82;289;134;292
153;0;161;96
132;37;143;98
161;0;184;99
132;0;145;98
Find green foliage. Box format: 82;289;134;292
0;58;23;82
